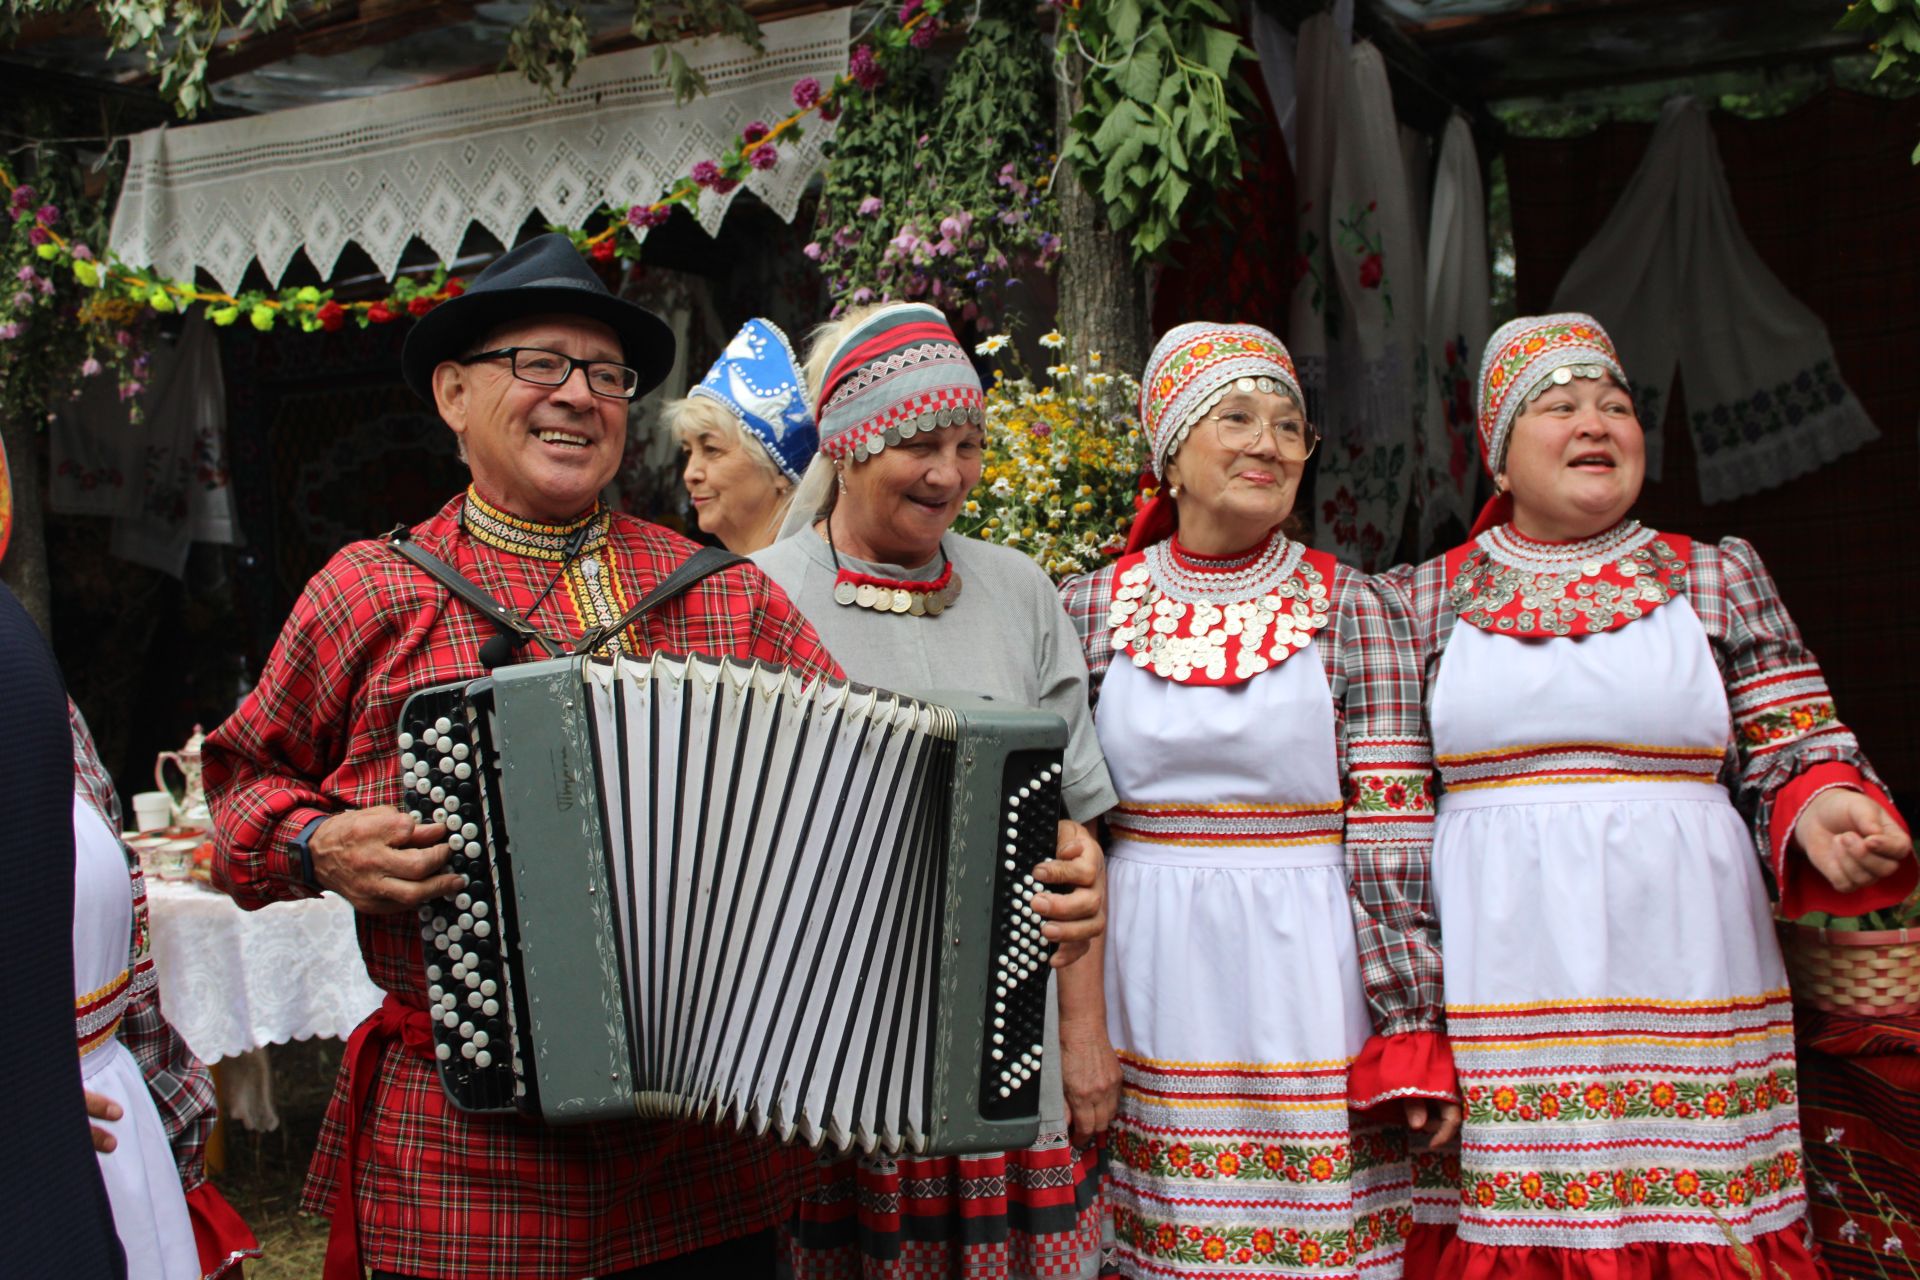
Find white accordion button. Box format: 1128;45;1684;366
455;763;472;780
435;717;452;735
442;1011;459;1028
435;1043;450;1061
480;979;497;996
472;901;488;917
461;1042;477;1060
473;921;491;938
473;1031;489;1048
454;893;471;910
461;823;479;840
452;743;470;761
398;733;414;750
476;1051;493;1069
482;999;500;1016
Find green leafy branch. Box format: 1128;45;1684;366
1057;0;1257;262
1836;0;1920;161
510;0;766;103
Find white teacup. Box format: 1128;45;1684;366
132;790;174;833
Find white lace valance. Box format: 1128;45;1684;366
108;9;850;294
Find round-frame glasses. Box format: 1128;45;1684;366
1204;409;1320;461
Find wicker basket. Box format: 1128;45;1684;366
1776;922;1920;1017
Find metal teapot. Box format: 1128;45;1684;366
155;724;211;828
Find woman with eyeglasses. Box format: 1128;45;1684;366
1060;324;1447;1280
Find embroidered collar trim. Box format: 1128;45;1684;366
1107;532;1331;686
461;487;610;561
1451;520;1689;638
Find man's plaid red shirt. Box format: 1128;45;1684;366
203;491;839;1279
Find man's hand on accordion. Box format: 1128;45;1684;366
1030;820;1107;969
308;807;467;915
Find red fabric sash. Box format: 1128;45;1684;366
323;993;437;1280
186;1180;260;1279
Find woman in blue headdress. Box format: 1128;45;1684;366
667;319;817;553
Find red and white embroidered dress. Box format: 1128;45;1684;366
204;488;839;1280
1063;532;1444;1280
1383;520;1915;1280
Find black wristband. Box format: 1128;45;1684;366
292;814;329;889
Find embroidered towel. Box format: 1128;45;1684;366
1552;97;1878;502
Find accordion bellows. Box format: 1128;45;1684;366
398;652;1066;1156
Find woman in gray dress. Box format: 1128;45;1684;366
756;302;1118;1280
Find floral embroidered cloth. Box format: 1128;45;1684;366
1550;97;1879;501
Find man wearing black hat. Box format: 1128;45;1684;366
202;234;840;1279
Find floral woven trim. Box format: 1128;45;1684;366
1112;1203;1413;1274
1108;800;1344;848
1460;1151;1802;1221
1448;524;1690;638
1729;663;1841;761
1107;536;1332;686
461;486;609;561
1437;741;1725;792
1464;1068;1797;1129
1112;1125;1407;1188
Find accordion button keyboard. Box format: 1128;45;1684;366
400;687;519;1114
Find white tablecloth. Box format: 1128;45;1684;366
145;880;383;1063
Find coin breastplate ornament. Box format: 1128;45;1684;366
1449;520;1690;639
1107;532;1332;686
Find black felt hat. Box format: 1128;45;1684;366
401;232;674;403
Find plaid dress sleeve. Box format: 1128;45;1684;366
1328;565;1453;1106
1689;536;1914;917
203;541;400;908
1057;564;1119;710
70;700;217;1188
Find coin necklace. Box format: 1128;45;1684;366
825;512;963;617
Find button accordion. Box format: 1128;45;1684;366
397;652;1067;1155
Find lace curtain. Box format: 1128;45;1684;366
108;9;851;294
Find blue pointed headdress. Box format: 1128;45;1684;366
689;319;816;482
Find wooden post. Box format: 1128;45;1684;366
0;411;52;637
1053;46;1150;378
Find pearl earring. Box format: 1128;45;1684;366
1169;484;1182;499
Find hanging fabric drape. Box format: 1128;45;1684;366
1286;13;1347;426
1551;97;1879;502
1307;39;1422;569
1417;114;1491;548
109;10;850;293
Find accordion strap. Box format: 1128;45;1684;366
384;524;565;659
572;544;744;654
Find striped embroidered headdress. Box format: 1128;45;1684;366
1476;312;1627;475
815;303;983;464
1139;323;1301;478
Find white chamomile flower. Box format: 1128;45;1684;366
1047;363;1070;379
975;334;1012;356
990;477;1013;498
1038;330;1065;349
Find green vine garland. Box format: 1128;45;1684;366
810;0;1060;323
